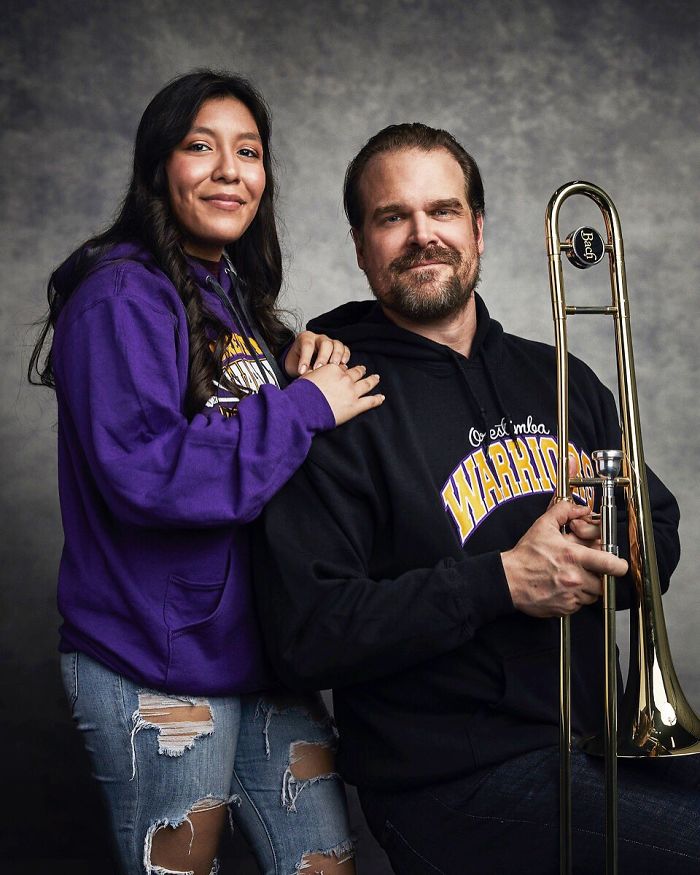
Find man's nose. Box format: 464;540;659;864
407;214;438;248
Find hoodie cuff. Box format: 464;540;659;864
454;551;515;632
282;377;336;432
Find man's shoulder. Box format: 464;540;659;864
502;330;555;359
502;330;603;385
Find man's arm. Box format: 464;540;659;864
254;455;514;690
254;457;626;691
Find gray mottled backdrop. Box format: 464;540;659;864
2;0;698;871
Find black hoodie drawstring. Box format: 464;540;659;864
447;348;514;449
479;349;516;442
446;348;489;446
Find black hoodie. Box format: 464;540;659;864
254;295;680;790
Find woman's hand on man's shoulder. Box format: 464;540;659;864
284;331;351;378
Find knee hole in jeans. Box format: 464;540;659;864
146;799;228;875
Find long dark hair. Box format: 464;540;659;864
28;69;293;417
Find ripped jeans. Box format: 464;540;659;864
61;652;354;875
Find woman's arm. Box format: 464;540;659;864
55;285;335;529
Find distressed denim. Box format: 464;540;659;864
360;744;700;874
61;651;353;875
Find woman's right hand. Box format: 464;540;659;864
301;364;384;426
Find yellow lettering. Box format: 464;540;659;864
505;438;541;494
442;458;488;543
474;449;504;511
540;436;560;488
488;441;520;500
526;437;554;491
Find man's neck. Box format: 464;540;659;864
380;298;477;358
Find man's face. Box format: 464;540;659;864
353;147;484;323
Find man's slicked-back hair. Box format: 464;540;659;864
343;123;485;231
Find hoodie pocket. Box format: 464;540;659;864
163;574;227;634
162;572;268;692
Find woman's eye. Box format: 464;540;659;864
187;142;211;152
238;147;260;159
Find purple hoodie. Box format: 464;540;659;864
53;242;334;695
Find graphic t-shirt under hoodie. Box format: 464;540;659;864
255;294;680;790
53;242;334;695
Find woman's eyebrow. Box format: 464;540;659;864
189;126;262;143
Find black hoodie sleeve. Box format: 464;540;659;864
254;456;515;691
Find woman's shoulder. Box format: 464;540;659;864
58;242;184;330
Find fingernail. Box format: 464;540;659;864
299;364;307;374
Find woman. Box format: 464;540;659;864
29;70;382;875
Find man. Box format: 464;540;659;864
254;124;700;873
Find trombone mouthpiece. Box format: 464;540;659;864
566;226;606;269
592;449;623;479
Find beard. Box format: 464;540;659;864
369;244;481;322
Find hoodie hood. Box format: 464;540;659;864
309;292;511;445
307;292;502;366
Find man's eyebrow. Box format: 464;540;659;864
371;198;465;220
427;198;465;211
189;126;262;143
372;203;404;220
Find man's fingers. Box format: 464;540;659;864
577;543;628;578
568;516;601;542
548;499;592;529
563;530;601;549
577;571;604;599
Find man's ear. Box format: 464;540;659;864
475;213;485;255
351;227;366;270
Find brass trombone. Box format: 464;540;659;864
545;180;700;875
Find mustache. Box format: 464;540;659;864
389;245;462;273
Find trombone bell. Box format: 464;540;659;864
547;181;700;875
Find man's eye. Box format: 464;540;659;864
384;215;401;223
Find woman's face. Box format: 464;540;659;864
166;96;266;261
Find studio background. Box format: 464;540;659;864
2;0;698;871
